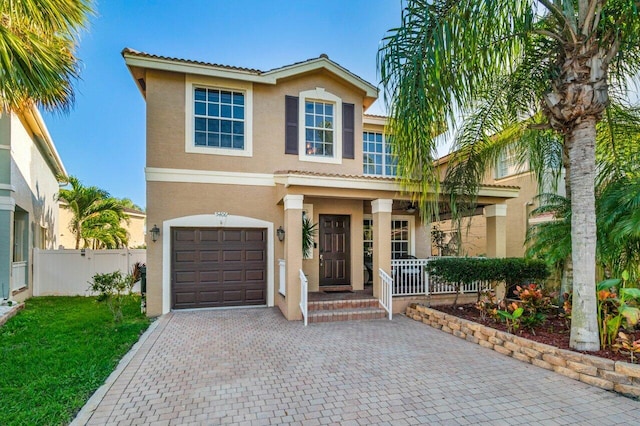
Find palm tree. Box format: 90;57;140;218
379;0;640;351
0;0;92;112
57;176;128;249
81;209;130;249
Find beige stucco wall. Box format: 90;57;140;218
8;113;61;302
146;69;367;175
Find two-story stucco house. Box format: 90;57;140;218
0;107;66;303
123;49;519;320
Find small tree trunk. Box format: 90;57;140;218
559;142;573;303
568;117;599;351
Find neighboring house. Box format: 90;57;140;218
57;202;147;248
432;150;565;257
123;49;519;319
0;107;66;302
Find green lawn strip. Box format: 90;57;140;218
0;296;150;425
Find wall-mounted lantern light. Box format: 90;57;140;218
277;226;286;242
150;224;160;242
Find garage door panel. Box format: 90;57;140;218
222;230;242;242
174;271;196;284
172;227;266;309
174;291;197;305
174;229;196;242
245;230;266;242
199;250;220;262
245;289;265;303
199;271;219;282
222;250;242;262
246;250;264;261
174;250;197;263
199;230;220;242
245;269;265;281
223;289;242;303
199;290;222;304
222;270;243;282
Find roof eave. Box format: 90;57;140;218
21;107;67;179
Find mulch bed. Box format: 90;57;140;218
432;303;639;363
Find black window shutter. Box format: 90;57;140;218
285;96;299;155
342;103;355;159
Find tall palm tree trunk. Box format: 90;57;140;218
567;116;599;351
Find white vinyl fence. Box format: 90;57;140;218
33;248;146;296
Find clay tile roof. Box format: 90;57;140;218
123;49;377;97
273;170;520;190
274;170;396;181
121;48;263;74
364;113;389;119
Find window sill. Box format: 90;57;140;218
186;146;252;157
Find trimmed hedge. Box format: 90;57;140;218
426;257;549;287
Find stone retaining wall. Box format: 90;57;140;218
406;304;640;399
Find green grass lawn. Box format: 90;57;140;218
0;296;150;425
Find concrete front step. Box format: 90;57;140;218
308;298;380;312
307;307;387;323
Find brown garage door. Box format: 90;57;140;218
171;227;267;309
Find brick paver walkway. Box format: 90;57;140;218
79;309;640;425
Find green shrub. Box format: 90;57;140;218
88;271;135;322
427;257;550;302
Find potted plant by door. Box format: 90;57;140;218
302;214;317;259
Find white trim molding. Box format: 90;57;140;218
184;75;253;157
372;199;393;214
145;167;275;186
0;184;16;192
298;88;343;165
484;204;508;218
161;214;275;314
283;194;304;210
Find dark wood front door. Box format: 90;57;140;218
319;215;350;287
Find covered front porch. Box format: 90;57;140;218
273;171;519;322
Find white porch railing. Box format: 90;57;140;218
278;259;286;296
391;258;429;296
378;268;393;320
391;258;492;296
299;269;308;326
11;261;28;291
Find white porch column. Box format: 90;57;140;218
284;194;304;320
372;199;393;298
484;204;507;258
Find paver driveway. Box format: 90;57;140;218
77;308;640;425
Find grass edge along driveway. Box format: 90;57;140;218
0;296;150;425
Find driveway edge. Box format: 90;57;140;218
71;314;171;425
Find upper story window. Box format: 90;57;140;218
185;76;253;157
194;88;245;150
305;101;334;156
296;88;344;164
495;148;527;179
363;132;396;176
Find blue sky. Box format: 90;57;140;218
43;0;402;208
